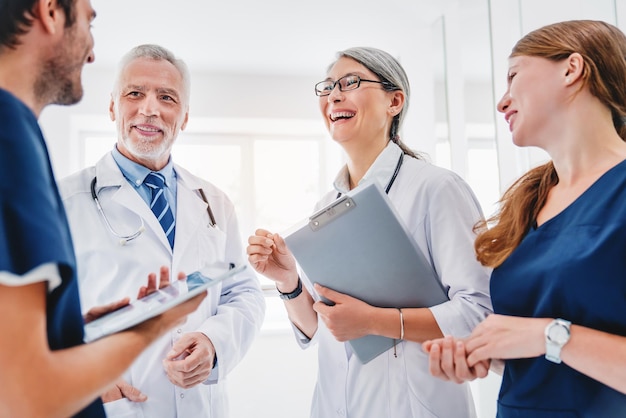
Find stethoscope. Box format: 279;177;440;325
90;176;218;246
336;152;405;199
91;177;146;246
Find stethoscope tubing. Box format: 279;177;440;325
90;177;146;245
90;176;217;245
336;152;404;199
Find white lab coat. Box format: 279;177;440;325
295;142;492;418
59;153;265;418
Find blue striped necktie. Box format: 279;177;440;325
144;172;175;248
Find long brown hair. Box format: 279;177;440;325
475;20;626;268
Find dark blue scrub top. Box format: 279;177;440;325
491;160;626;417
0;89;105;417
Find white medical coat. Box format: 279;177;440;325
59;153;265;418
296;142;492;418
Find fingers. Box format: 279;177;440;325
101;383;124;403
313;283;342;304
312;300;330;316
101;380;147;403
137;266;175;299
166;333;194;360
246;232;275;263
136;272;157;299
472;360;490;379
439;337;460;382
272;233;291;255
163;333;215;389
427;342;448;380
427;337;478;383
451;340;475;382
158;265;171;289
117;380;147;402
83;297;130;324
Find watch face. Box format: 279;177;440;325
549;324;570;345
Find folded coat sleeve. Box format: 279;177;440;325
424;173;493;337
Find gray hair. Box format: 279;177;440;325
331;47;416;157
113;44;191;108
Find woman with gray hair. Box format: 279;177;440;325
248;46;491;417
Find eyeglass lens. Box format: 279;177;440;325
315;75;361;96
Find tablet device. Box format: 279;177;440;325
83;264;246;343
284;181;448;363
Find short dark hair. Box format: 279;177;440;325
0;0;76;50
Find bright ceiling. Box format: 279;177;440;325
90;0;465;76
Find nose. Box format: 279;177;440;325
497;90;510;114
139;94;160;117
327;83;343;102
86;50;95;64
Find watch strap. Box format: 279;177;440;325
545;318;571;364
277;277;302;300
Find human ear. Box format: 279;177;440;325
564;52;584;84
109;97;116;122
34;0;63;35
388;90;405;116
180;111;189;131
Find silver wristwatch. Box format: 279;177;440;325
544;318;571;364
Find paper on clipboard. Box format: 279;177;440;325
284;180;448;364
83;264;246;343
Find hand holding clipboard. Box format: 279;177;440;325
284;181;448;363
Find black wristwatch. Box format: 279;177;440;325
277;277;302;300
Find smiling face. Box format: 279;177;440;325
497;55;568;148
110;57;189;171
318;57;401;152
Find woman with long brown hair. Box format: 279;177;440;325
424;20;626;417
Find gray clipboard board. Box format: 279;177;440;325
284;180;448;364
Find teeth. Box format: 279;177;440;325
330;111;355;122
136;126;160;132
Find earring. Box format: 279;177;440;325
565;77;571;84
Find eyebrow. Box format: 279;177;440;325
324;72;361;81
156;88;180;98
123;85;146;92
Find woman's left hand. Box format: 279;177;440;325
313;284;375;341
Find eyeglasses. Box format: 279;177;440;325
314;75;392;96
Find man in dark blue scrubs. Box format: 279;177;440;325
0;1;205;416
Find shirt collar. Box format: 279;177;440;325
111;145;176;188
333;141;403;194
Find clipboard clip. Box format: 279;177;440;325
309;196;356;231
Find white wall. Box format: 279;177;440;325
35;1;625;417
35;9;498;418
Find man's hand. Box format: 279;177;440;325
83;298;130;324
83;267;186;324
162;332;216;389
101;380;147;403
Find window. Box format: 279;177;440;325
77;117;339;293
435;123;500;218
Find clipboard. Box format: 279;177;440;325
83;264;246;343
284;181;448;363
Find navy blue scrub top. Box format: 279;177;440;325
0;89;105;417
491;159;626;417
